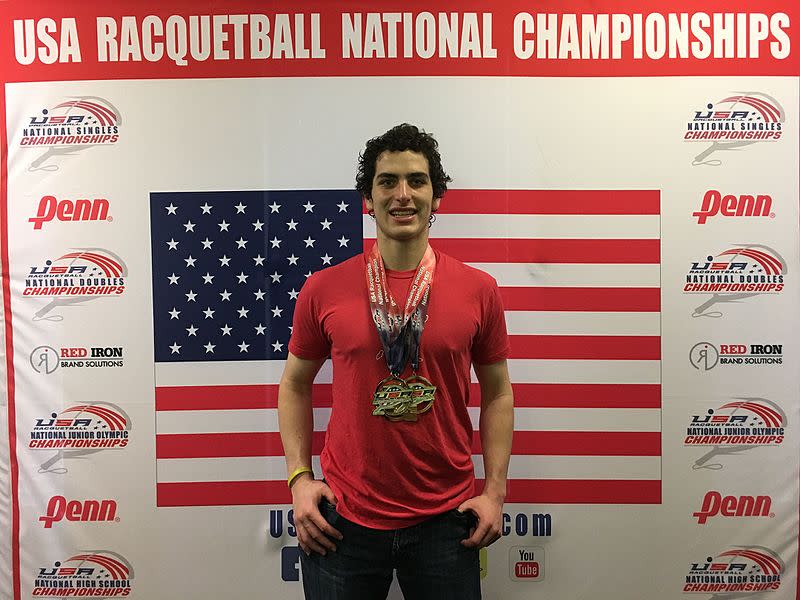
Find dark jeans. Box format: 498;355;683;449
300;498;481;600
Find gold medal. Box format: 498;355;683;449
372;375;437;422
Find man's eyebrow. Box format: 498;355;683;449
375;171;430;179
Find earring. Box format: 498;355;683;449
368;209;375;219
428;213;436;228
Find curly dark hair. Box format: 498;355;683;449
355;123;452;200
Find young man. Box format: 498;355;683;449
278;124;513;600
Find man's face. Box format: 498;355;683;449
365;150;441;244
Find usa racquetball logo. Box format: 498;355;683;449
29;402;132;474
684;244;786;317
683;546;783;594
685;397;786;470
34;550;133;597
17;96;121;172
686;92;785;166
23;248;127;322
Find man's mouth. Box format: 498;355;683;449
389;209;417;217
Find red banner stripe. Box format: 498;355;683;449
364;238;660;263
499;287;660;312
361;190;660;215
156;382;661;411
156;478;661;507
509;335;660;360
156;430;659;459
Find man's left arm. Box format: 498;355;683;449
459;359;514;548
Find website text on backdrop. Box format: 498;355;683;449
277;124;514;600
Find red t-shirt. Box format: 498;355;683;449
288;249;509;529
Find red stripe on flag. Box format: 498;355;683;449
499;287;660;312
156;430;659;459
502;479;661;504
469;383;661;408
361;190;660;215
509;335;661;360
156;384;333;411
156;478;661;507
364;239;660;263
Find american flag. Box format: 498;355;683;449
152;189;661;507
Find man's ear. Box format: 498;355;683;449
364;195;374;212
432;197;441;212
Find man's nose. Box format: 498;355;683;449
395;179;411;202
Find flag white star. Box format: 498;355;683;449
238;306;249;318
320;218;332;230
218;220;230;232
288;325;293;333
165;203;178;215
238;341;250;353
220;324;232;336
201;238;213;250
203;307;215;319
303;201;315;213
286;219;298;231
235;202;247;214
304;236;316;248
269;202;281;213
202;272;214;284
236;237;248;249
184;220;195;232
337;201;349;212
200;203;213;214
166;239;179;250
287;254;299;265
272;341;284;352
186;325;198;336
185;290;197;302
252;219;264;231
338;236;350;247
270;237;282;248
253;254;265;266
204;342;215;354
168;273;180;285
169;342;181;354
254;289;266;300
219;255;231;267
254;324;266;335
321;254;333;265
288;289;299;300
271;306;283;318
184;256;197;267
305;271;313;279
270;271;282;283
236;272;249;284
168;308;180;319
219;290;231;301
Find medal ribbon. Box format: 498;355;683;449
366;243;435;377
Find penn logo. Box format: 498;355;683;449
693;491;772;524
39;495;118;528
29;195;111;230
693;190;773;224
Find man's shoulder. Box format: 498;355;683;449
435;250;498;289
305;253;365;290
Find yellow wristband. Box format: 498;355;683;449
287;466;313;489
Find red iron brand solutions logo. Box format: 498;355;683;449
693;491;773;524
30;402;132;474
685;244;786;317
34;550;133;596
685;92;784;166
685;397;786;470
24;248;127;321
17;96;121;172
684;546;783;594
30;195;112;230
693;190;774;224
40;496;119;529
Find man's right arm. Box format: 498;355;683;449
278;352;342;555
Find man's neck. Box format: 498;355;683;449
376;233;429;271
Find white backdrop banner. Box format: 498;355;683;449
0;1;798;599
